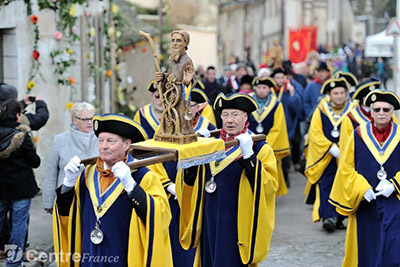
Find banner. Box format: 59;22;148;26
289;26;318;63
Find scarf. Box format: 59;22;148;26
372;119;392;143
220;121;250;143
314;76;330;85
254;94;269;109
93;153;129;194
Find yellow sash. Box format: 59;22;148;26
193;116;210;132
272;87;284;101
359;122;400;164
321;99;354;127
86;166;125;219
141;104;160;131
348;105;370;125
251;94;278;124
210;145;242;177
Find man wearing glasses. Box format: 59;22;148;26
177;93;278;267
330;89;400;267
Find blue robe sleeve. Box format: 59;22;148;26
303;83;314;119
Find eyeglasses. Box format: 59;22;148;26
75;116;93;122
372;107;392;113
221;112;244;119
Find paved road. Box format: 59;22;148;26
260;171;346;267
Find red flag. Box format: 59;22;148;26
289;29;309;63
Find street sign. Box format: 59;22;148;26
386;18;400;36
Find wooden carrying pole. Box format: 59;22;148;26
81;132;266;170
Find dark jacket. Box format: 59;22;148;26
0;123;40;200
20;100;49;131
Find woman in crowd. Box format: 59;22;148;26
0;99;40;266
42;102;98;213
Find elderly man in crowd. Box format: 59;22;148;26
177;93;278;266
329;89;400;267
53;114;172;266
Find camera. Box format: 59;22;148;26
29;96;36;102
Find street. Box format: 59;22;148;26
261;170;345;267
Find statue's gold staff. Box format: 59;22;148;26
139;30;161;72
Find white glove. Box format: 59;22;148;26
195;128;211;138
329;145;340;158
111;161;136;193
375;179;395;198
167;184;177;199
235;133;254;159
63;155;84;187
363;188;376;202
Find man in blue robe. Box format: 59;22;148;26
53;114;172;267
330;89;400;267
270;67;303;186
303;61;330;121
177;93;278;266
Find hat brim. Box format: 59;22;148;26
252;77;276;88
93;114;148;142
213;93;258;114
352;81;380;101
146;81;157;93
337;72;358;87
191;88;209;103
271;68;287;77
321;78;348;94
364;90;400;110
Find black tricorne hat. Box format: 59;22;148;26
335;71;358;88
321;78;348;94
146;80;157;93
352;77;380;101
191;88;209;104
93;113;148;142
364;89;400;110
252;77;276;88
240;75;254;86
316;61;330;72
214;93;258;114
270;68;287;77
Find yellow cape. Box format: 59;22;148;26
175;143;278;266
329;131;374;267
53;164;173;267
200;103;217;126
264;101;290;196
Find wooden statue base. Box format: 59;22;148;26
154;132;198;144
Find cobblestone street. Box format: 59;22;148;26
261;170;346;267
